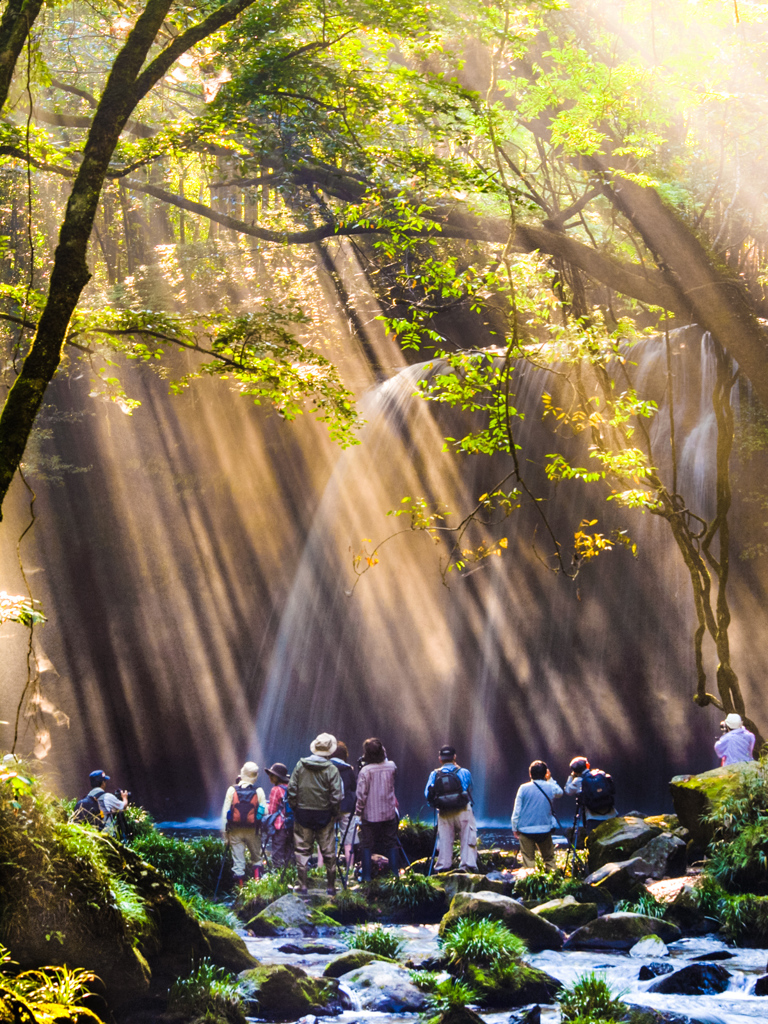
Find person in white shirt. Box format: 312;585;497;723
511;760;563;872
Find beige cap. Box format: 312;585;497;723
724;713;743;730
239;761;259;784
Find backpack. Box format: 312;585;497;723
72;789;105;829
333;759;357;814
428;766;470;812
261;787;293;837
580;769;615;815
227;784;265;827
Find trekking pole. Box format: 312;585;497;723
394;813;411;869
213;837;229;899
337;814;355;890
427;814;439;877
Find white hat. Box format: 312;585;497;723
239;761;259;783
310;733;337;757
724;713;743;730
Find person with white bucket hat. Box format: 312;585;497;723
288;732;343;895
715;713;756;766
221;761;267;886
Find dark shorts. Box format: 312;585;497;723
358;817;399;851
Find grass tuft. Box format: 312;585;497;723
557;971;626;1022
167;959;245;1023
344;924;404;958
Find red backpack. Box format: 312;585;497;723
227;784;265;826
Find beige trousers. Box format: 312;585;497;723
228;826;262;877
436;805;478;871
518;831;556;872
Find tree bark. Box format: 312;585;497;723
0;0;46;113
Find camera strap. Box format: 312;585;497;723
532;781;564;831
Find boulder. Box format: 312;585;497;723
433;1007;486;1024
436;873;489;901
638;961;674;980
564;912;681;950
755;974;768;996
650;881;716;936
438;891;564;951
583;858;654;898
323;949;397;977
532;896;597;931
247;893;318;936
199;921;258;972
633;834;687;880
238;964;350;1019
344;961;428;1011
689;949;735;961
567;882;615;916
587;817;663;871
647;962;731;995
669;764;758;849
629;934;668;958
280;941;345;955
478;966;561;1008
477;849;521;872
508;1007;541;1024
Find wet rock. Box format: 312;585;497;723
623;1006;714;1024
238;963;351;1019
566;882;615;916
478;849;521;873
633;833;687;880
344;961;428;1011
478;967;561;1008
508;1005;541;1024
583;858;654;898
629;934;668;958
247;893;318;936
647;961;731;995
586;817;663;871
754;974;768;995
688;949;735;961
432;1007;486;1024
279;941;345;955
532;895;597;930
638;961;675;980
439;891;564;951
563;911;681;950
199;920;259;972
670;765;757;849
647;880;715;936
437;872;489;900
322;949;397;977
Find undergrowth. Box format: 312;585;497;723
175;885;239;929
345;925;403;959
130;831;230;895
558;972;626;1022
0;944;100;1024
440;917;526;974
615;892;667;918
512;871;583;902
167;959;245;1024
411;972;478;1024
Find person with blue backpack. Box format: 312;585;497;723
221;761;267;886
263;762;294;867
72;769;128;833
425;745;477;872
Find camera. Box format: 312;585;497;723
719;722;729;734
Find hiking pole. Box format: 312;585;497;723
337;814;355;890
394;813;411;869
213;838;229;899
427;814;439;877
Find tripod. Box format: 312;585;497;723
564;797;587;878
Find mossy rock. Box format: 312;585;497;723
433;1007;486;1024
323;949;397;977
477;965;561;1008
584;858;654;899
247;893;318;935
238;964;348;1019
532;895;597;930
439;891;564;951
670;764;760;848
564;911;681;950
437;873;488;901
199;921;258;972
586;817;663;871
477;849;521;872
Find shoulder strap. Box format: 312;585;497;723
532;780;562;831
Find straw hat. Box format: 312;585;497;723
239;761;260;784
310;733;337;757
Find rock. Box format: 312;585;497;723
651;881;716;936
247;893;318;936
633;834;687;880
508;1007;541;1024
564;912;681;950
689;950;735;961
432;1007;486;1024
647;962;731;995
280;941;345;955
567;882;615;916
238;964;350;1018
638;961;675;980
586;817;663;871
670;764;758;849
755;974;768;995
323;949;397;977
622;1006;713;1024
439;891;564;951
532;896;597;931
583;858;654;898
436;872;489;900
478;967;561;1008
199;920;258;972
344;961;428;1011
629;934;669;958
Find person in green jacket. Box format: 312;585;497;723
287;733;343;895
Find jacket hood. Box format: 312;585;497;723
300;755;331;771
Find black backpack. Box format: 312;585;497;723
227;784;265;826
580;769;615;814
428;766;470;812
72;789;105;829
333;759;357;814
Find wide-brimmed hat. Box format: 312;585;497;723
724;713;743;730
266;762;290;784
310;733;337;757
239;761;260;783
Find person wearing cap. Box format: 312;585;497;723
221;761;267;885
564;756;617;842
355;737;398;881
264;762;294;867
511;760;563;872
424;745;477;873
85;770;128;830
715;713;756;766
288;733;343;895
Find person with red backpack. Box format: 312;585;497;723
221;761;267;885
425;745;477;872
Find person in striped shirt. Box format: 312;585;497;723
355;737;398;882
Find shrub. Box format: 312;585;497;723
615;892;666;918
175;885;239;929
379;872;443;910
512;870;579;902
419;975;479;1024
441;917;526;975
397;816;437;862
704;758;768;895
122;804;156;840
317;888;371;924
130;830;230;894
167;959;244;1024
344;925;404;959
557;972;626;1022
716;893;768;946
0;943;99;1024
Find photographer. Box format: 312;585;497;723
73;770;128;832
715;713;755;766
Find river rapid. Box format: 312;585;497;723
241;925;768;1024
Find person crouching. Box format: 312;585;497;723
511;760;563;873
221;761;267;886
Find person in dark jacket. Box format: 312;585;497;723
331;741;357;869
288;733;343;895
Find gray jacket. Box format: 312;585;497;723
511;778;563;834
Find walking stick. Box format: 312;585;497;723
427;814;439;877
213;843;229;899
337;813;355;890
